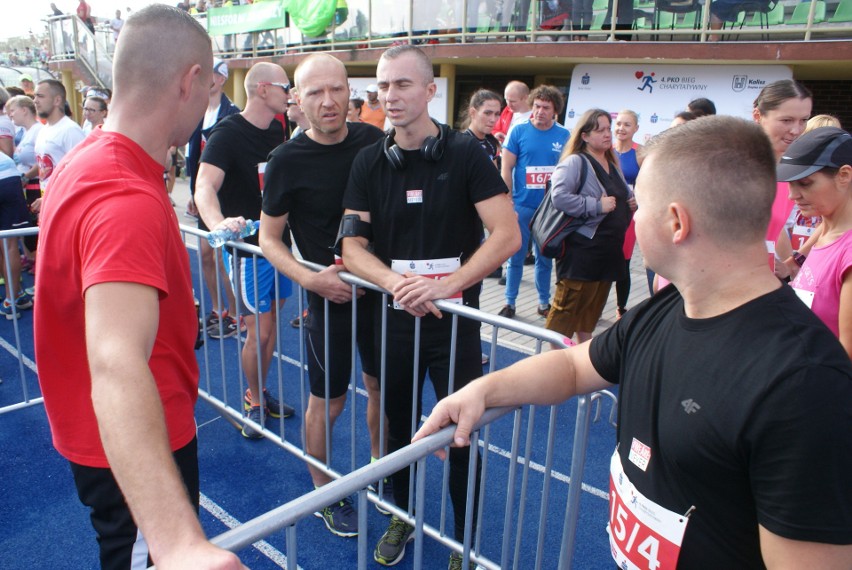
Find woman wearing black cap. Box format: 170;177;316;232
779;126;852;359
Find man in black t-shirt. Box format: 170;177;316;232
341;45;520;568
259;54;385;538
195;62;295;440
414;116;852;569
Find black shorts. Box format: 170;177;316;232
0;176;31;231
69;438;199;570
305;290;377;399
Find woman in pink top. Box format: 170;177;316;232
752;80;812;273
780;127;852;359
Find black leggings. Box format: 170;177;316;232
381;326;482;541
615;259;631;310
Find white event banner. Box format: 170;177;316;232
348;77;449;128
565;64;793;143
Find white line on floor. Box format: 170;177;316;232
200;493;300;569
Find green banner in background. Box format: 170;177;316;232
207;1;287;35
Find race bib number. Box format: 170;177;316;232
792;287;815;309
608;451;690;570
390;257;462;309
765;240;776;272
525;165;555;190
257;162;267;193
791;225;815;251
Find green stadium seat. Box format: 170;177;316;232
675;11;699;27
745;2;785;26
829;0;852;21
786;1;826;24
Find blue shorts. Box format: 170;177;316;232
223;253;292;315
0;176;32;232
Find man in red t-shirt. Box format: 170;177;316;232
492;80;532;145
77;0;95;32
34;6;244;569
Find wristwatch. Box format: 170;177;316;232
792;251;807;267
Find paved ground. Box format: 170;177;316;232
171;177;651;355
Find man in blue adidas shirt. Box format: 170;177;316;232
499;85;569;319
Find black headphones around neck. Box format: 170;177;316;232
383;119;449;170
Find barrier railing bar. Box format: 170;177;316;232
512;405;537;569
202;406;514;555
500;408;524;567
557;393;595;570
535;405;561;570
0;397;44;415
408;316;421;514
413;452;427;570
461;427;480;568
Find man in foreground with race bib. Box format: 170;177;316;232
341;45;519;568
498;84;569;319
414;116;852;569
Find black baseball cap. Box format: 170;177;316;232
778;126;852;182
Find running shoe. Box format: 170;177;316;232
374;516;414;566
244;389;295;418
290;308;309;329
207;311;238;339
0;298;19;320
373;477;395;515
448;552;477;570
14;291;33;311
537;303;551;317
497;305;515;319
241;406;263;439
314;496;359;537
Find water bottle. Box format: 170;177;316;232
207;219;259;248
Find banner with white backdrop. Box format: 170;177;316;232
565;64;793;142
347;77;448;128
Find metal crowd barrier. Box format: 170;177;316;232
179;225;619;569
0;225;618;569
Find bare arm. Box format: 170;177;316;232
86;282;244;569
838;269;852;360
195;163;245;235
500;148;516;196
393;192;520;311
0;137;13;158
759;525;852;569
413;341;614;456
258;212;354;304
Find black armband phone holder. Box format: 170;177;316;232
332;214;372;257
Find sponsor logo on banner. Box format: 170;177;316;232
582;73;591;85
731;75;767;92
636;71;657;93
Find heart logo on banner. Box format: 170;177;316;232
635;71;644;79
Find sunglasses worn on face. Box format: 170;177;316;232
257;81;290;94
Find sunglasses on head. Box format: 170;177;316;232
257;81;291;94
